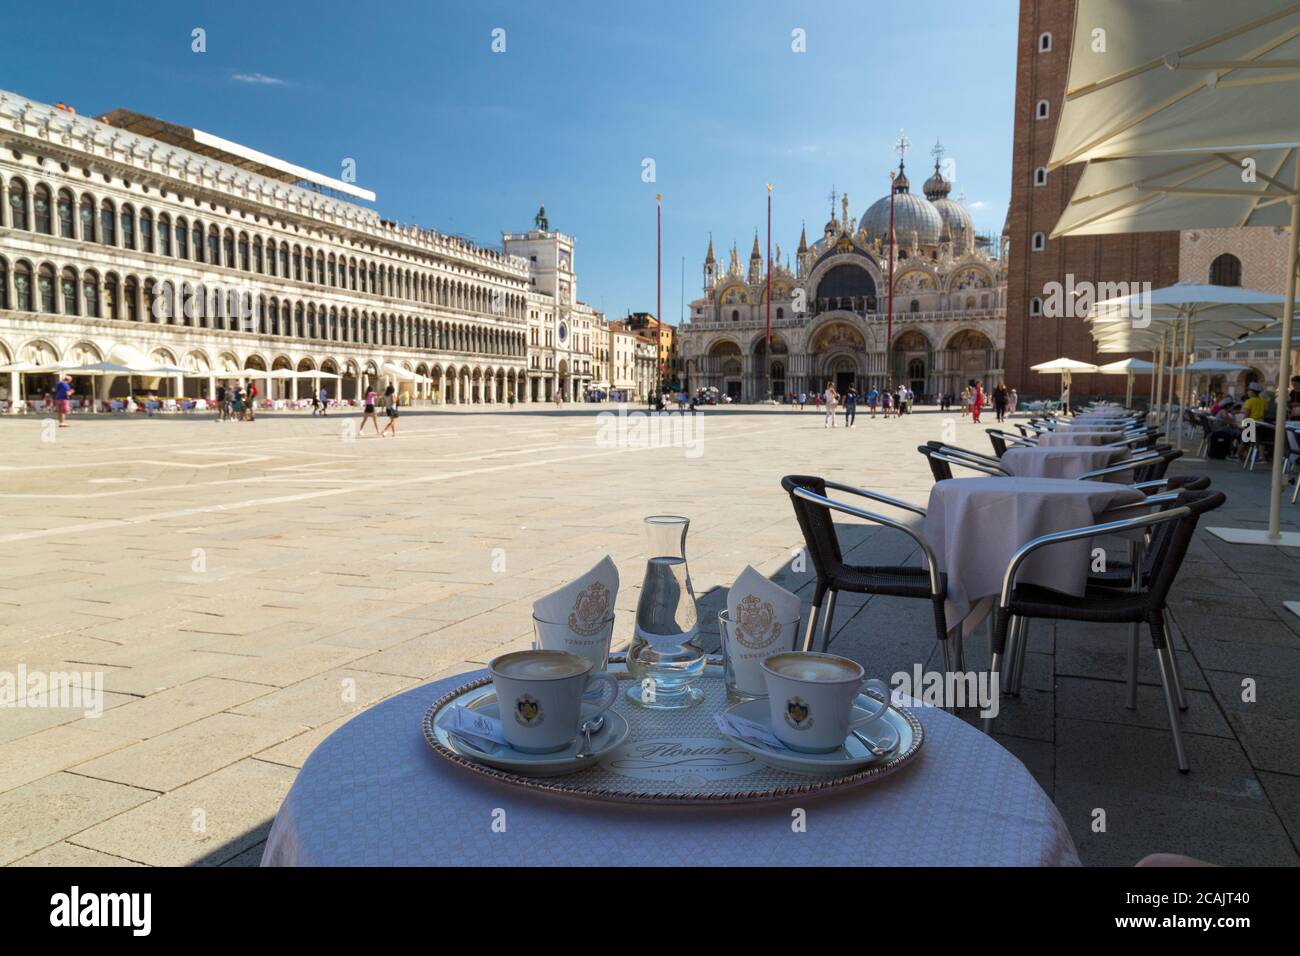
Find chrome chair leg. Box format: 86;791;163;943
1154;638;1190;773
802;600;823;653
1011;618;1030;694
954;628;967;672
1167;641;1188;712
982;651;1002;735
817;590;838;653
1000;617;1020;698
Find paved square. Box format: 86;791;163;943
1;405;1297;866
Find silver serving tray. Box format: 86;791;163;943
421;655;925;805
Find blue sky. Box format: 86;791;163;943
3;0;1017;323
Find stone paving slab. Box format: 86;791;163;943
0;406;1296;866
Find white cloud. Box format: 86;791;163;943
968;199;989;210
232;72;288;86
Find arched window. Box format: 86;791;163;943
140;210;154;253
1031;232;1046;252
158;214;171;255
293;246;303;281
223;229;235;268
910;299;920;313
56;189;74;238
1209;252;1242;287
0;257;7;310
1036;99;1050;120
61;267;78;315
83;269;100;318
14;261;33;311
103;273;119;319
120;204;135;249
238;233;249;271
79;195;95;241
124;276;139;321
209;227;222;266
1029;296;1042;316
1034;167;1048;187
8;179;27;229
1038;32;1052;52
280;245;289;276
731;309;739;321
101;200;116;245
192;221;204;262
253;238;263;273
38;263;56;313
304;248;314;283
776;307;784;320
33;185;52;234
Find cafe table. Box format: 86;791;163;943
1037;431;1125;447
261;670;1080;867
922;476;1146;634
999;444;1124;480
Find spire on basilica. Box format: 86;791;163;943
797;221;809;254
705;234;716;265
750;230;762;261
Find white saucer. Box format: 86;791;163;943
718;698;902;775
439;697;629;777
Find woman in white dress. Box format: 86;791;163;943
823;382;838;428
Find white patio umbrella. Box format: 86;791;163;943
1050;0;1300;544
1088;283;1289;443
1096;358;1155;407
57;361;141;414
1030;357;1098;410
1048;0;1300;169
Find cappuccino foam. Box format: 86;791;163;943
766;653;859;683
494;650;588;680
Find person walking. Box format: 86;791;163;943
971;380;985;424
359;384;380;435
993;380;1009;423
381;384;399;437
880;387;892;419
319;385;329;416
53;375;74;428
1008;387;1018;416
232;385;245;423
246;381;259;421
822;381;838;428
214;384;226;422
960;385;972;418
844;385;858;429
865;385;879;418
798;391;807;411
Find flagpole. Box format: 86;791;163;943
766;183;773;350
887;170;897;374
656;193;662;400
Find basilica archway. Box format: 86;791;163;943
941;328;996;396
751;334;789;401
809;320;866;394
706;339;743;400
891;329;932;397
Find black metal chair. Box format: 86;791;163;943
986;428;1034;457
918;444;1009;481
781;475;955;671
986;489;1226;772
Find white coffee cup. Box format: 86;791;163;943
489;649;619;754
760;651;891;754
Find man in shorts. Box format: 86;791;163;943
53;375;74;427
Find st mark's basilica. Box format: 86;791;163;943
679;141;1007;402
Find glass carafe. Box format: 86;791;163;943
626;515;705;708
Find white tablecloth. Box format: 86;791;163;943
262;674;1079;867
922;477;1146;631
1000;445;1122;479
1038;431;1124;447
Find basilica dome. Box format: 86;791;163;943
860;164;944;247
922;161;974;251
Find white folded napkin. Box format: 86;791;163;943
727;565;801;643
532;555;620;634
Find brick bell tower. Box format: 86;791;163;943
1003;0;1180;400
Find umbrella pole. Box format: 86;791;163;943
1165;312;1184;440
1267;160;1300;541
1159;330;1170;413
1125;370;1134;409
